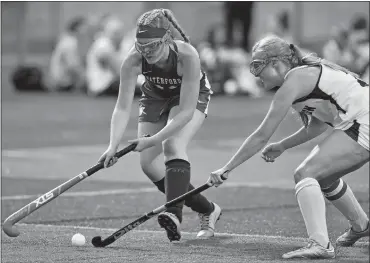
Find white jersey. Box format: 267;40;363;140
86;36;121;95
288;64;369;150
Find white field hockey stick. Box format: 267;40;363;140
2;143;137;237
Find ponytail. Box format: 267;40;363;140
162;9;190;43
290;44;358;78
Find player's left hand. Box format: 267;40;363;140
128;137;158;152
208;167;230;187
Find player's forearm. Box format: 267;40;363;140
108;108;131;149
151;111;193;143
279;122;327;150
224;132;268;172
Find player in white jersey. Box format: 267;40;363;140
208;35;369;260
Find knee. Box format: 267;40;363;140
294;166;306;184
294;164;324;185
294;164;319;184
162;139;185;158
140;156;154;176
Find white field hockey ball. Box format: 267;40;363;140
71;233;86;246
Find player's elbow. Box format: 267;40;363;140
182;110;195;123
176;106;194;124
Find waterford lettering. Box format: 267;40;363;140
145;76;182;85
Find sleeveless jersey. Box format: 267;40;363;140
288;64;369;130
140;43;211;99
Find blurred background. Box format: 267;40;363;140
1;1;369;99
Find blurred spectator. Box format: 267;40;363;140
197;24;229;95
350;14;369;41
265;11;294;44
85;16;125;96
348;15;369;82
322;26;353;67
323;15;369;83
263;11;315;59
198;24;265;97
48;16;88;92
224;2;254;51
79;13;111;60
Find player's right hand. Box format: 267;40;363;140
261;142;285;163
99;146;118;168
208;167;229;188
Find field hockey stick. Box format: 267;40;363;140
2;143;137;238
91;178;226;248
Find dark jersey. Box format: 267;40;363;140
140;43;211;99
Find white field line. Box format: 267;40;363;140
1;139;212;159
2;144;368;200
14;223;370;245
2;144;109;157
1;181;286;201
1;187;157;201
1;144;290;201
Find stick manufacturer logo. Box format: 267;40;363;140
114;221;142;238
78;172;88;180
34;192;54;208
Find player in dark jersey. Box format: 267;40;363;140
99;8;221;242
208;35;369;259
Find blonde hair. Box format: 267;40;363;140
137;9;190;43
252;35;358;77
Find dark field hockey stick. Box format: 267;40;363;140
2;143;137;238
91;176;227;248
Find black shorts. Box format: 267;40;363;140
138;91;211;123
343;119;369;151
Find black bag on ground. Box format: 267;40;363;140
11;65;46;92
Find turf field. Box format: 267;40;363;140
2;92;369;263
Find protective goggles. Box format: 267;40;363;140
250;57;276;77
135;38;164;55
250;56;292;77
